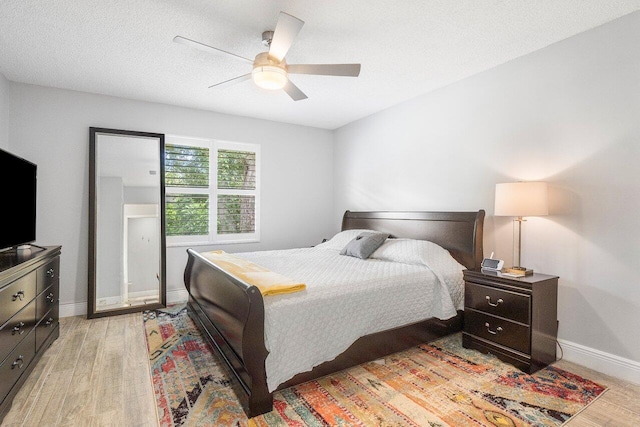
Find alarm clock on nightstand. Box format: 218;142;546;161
480;253;504;271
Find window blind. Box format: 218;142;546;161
217;149;256;190
217;195;255;234
165;144;209;187
165;144;210;236
165;194;209;236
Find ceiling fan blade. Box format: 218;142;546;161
269;12;304;62
283;80;308;101
287;64;361;77
174;36;253;64
208;73;252;89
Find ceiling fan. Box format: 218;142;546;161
174;11;361;101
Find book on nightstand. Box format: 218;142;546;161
504;267;533;276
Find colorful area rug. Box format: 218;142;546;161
143;305;606;427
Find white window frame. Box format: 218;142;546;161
165;135;261;247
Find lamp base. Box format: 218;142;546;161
504;266;533;276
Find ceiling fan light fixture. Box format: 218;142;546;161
252;65;288;90
175;11;359;101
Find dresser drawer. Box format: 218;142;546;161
0;330;35;405
36;281;59;323
36;305;59;352
37;257;60;295
0;272;36;327
465;309;530;354
465;282;530;324
0;300;36;365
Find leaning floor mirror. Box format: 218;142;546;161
88;127;166;318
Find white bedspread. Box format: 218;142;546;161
237;239;465;392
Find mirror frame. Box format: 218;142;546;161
88;127;167;318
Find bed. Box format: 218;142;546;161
184;210;485;417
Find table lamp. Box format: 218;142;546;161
494;182;548;276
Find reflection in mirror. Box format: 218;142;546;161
89;128;166;318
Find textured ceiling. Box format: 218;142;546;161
1;1;639;129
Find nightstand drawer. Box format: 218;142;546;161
465;309;530;354
465;282;530;324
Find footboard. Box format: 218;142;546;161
184;248;272;417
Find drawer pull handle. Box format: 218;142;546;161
11;355;24;370
12;290;25;301
47;268;55;278
485;296;504;307
45;317;54;327
46;293;55;304
12;322;26;335
485;322;503;335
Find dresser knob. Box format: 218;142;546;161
12;290;25;301
47;268;55;278
46;292;55;304
11;355;24;370
485;296;503;307
45;317;54;327
12;322;25;335
485;322;503;335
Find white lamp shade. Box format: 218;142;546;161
495;182;548;217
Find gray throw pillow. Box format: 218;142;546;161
340;232;389;259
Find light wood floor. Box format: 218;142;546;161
2;314;157;427
2;313;640;426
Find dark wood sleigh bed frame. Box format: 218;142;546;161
184;210;485;417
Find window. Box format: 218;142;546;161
164;136;260;245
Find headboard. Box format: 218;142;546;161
341;210;485;270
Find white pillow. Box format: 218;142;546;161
371;238;466;312
315;229;378;250
371;238;464;270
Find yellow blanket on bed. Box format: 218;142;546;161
201;250;306;296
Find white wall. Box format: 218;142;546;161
124;186;158;205
8;84;334;310
334;11;640;368
0;72;8;150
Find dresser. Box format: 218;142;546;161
462;269;558;374
0;246;60;424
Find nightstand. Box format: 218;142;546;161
462;269;558;374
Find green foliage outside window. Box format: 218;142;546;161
217;149;256;234
165;194;209;236
165;144;209;187
218;150;256;190
217;195;255;234
165;144;210;236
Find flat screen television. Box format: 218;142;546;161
0;148;37;250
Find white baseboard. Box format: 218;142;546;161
96;295;123;307
559;338;640;385
59;289;189;318
167;289;188;304
127;289;159;299
60;301;87;318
